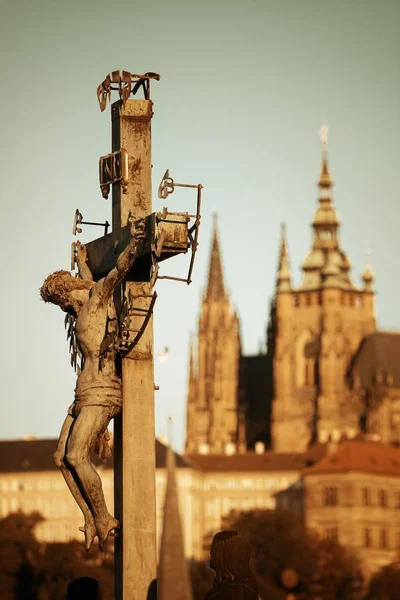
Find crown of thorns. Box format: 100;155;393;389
40;270;75;302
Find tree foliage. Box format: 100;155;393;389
0;512;114;600
195;508;363;600
366;561;400;600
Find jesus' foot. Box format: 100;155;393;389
78;519;97;551
96;516;120;551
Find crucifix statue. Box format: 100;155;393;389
41;71;202;599
41;221;145;550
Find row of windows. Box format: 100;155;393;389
293;293;363;309
0;475;113;493
325;527;400;550
363;528;400;550
0;479;65;492
36;522;76;543
205;478;291;491
0;497;78;517
323;487;400;508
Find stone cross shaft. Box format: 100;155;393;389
87;97;156;600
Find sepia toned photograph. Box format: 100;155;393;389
0;1;399;598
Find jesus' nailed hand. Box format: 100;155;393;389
40;217;147;550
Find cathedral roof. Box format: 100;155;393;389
348;330;400;389
205;220;226;300
0;438;192;474
304;438;400;477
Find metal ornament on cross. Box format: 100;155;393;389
151;168;202;285
96;71;161;112
72;209;110;236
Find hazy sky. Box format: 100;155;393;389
1;0;399;452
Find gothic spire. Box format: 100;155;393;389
318;125;333;189
158;418;193;600
311;125;340;250
276;223;292;292
299;127;355;291
189;335;196;383
206;215;226;300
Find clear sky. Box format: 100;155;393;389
1;0;399;452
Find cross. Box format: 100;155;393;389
79;71;201;600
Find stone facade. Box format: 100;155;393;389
185;139;400;454
185;225;241;455
268;153;377;451
0;438;203;560
1;437;399;576
276;438;400;576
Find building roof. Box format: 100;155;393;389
186;450;323;473
303;439;400;477
0;438;192;474
349;330;400;389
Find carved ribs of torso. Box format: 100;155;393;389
74;284;121;409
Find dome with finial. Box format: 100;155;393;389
312;203;340;226
322;252;342;277
362;248;375;290
302;249;325;270
362;265;374;282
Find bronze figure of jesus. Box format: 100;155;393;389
40;220;146;550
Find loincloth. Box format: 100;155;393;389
68;384;122;418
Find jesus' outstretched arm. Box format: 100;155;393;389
100;218;147;300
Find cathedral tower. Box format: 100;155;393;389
270;128;376;452
185;220;240;454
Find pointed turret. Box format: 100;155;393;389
299;126;355;291
188;336;196;384
206;215;226;300
312;125;340;250
362;248;375;292
276;223;292;292
158;418;193;600
185;337;199;453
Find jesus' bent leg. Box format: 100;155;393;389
65;405;119;550
53;415;97;550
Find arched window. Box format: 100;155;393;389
305;359;315;386
296;330;315;389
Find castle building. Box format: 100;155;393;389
185;223;241;455
185;131;400;454
1;436;399;577
276;437;400;574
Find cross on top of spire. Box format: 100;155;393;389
318;124;333;189
319;124;329;147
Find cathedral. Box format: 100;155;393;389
185;135;400;455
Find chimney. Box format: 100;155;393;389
255;441;265;455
